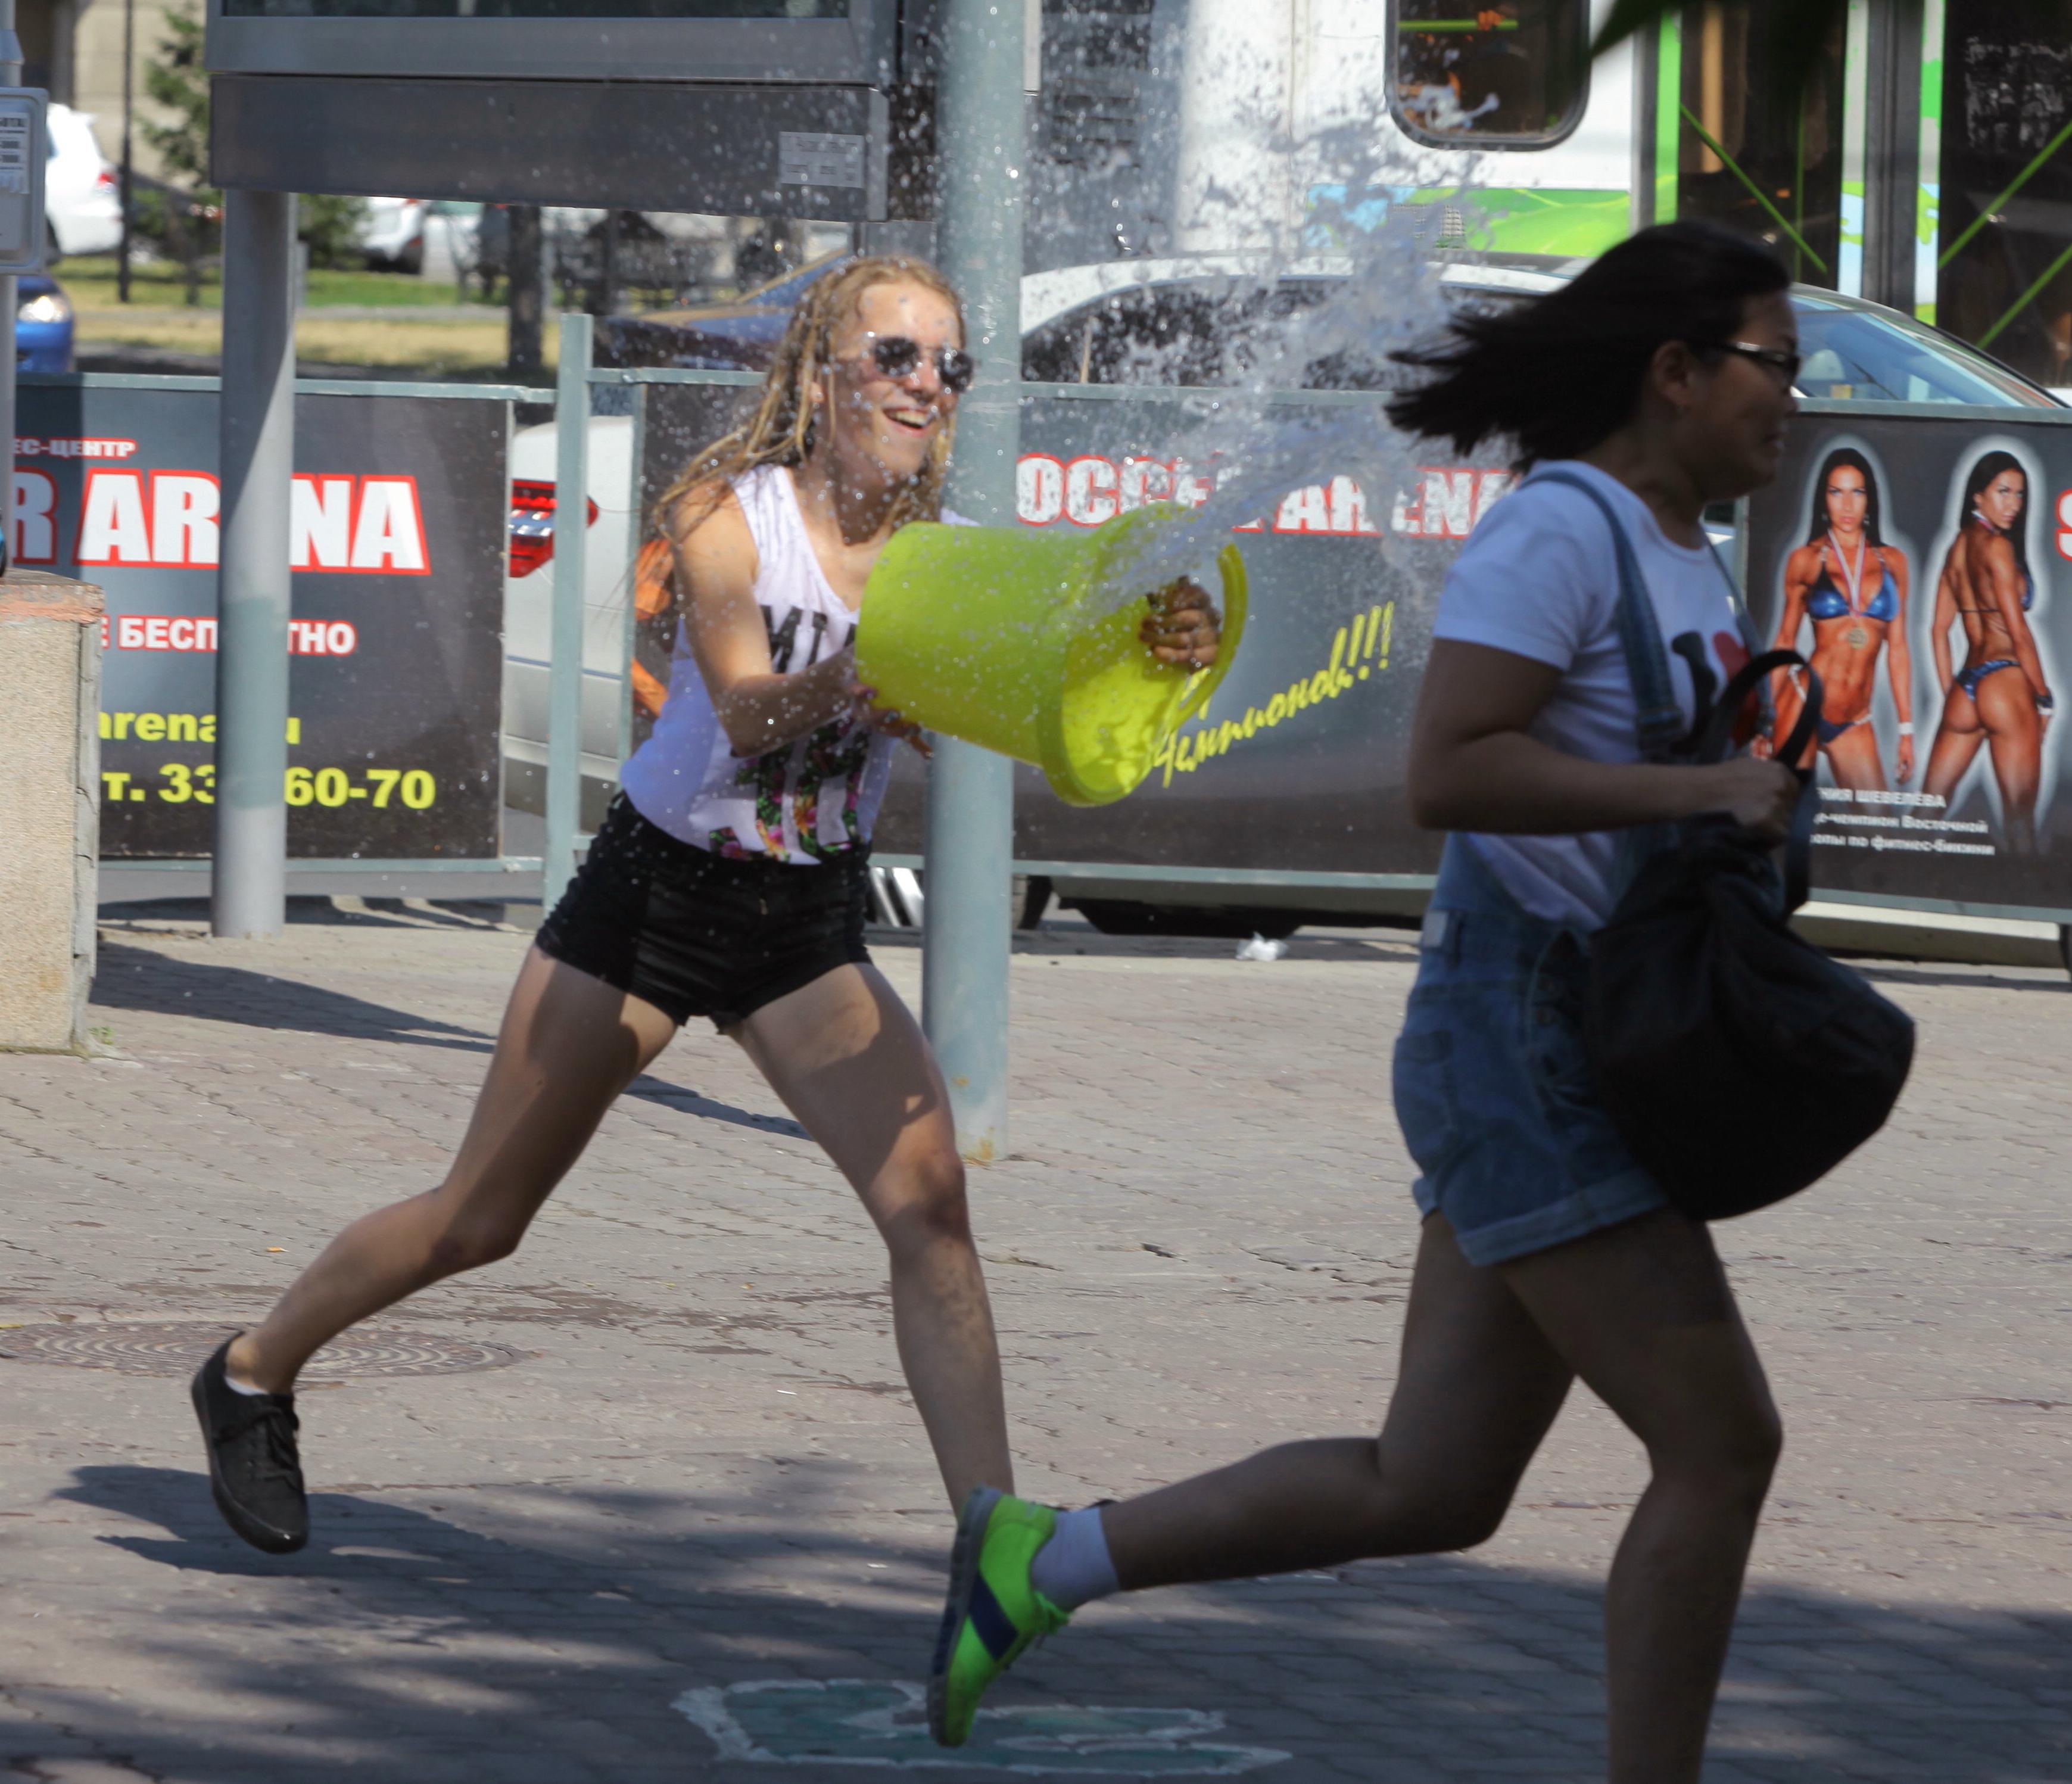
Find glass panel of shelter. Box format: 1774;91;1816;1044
1672;0;1845;291
1933;0;2072;391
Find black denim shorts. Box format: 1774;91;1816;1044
535;794;873;1030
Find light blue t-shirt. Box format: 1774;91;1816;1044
1430;460;1747;930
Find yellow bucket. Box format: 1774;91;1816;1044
855;508;1249;807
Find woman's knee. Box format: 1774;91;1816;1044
1393;1495;1512;1553
875;1144;972;1254
1656;1402;1783;1506
422;1197;531;1277
1354;1443;1517;1554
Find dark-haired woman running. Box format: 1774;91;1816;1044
927;221;1803;1784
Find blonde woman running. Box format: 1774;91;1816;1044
189;256;1222;1554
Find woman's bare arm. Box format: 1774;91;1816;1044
1406;640;1799;837
1768;546;1815;760
1986;537;2052;708
1883;547;1913;718
1884;547;1915;779
1930;549;1958;692
670;487;861;756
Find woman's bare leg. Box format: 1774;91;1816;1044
228;949;678;1393
1099;1210;1777;1784
1821;723;1886;793
1923;693;1986;806
732;963;1009;1508
1502;1212;1781;1784
1101;1214;1574;1584
1977;671;2045;849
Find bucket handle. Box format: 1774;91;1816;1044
1175;542;1250;724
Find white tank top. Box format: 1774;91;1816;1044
619;464;892;863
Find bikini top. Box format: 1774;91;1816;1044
1806;540;1898;623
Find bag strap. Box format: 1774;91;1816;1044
1688;646;1825;912
1534;470;1825;913
1693;649;1822;767
1531;470;1684;764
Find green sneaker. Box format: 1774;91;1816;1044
927;1487;1071;1747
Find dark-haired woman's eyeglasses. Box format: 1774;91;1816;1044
845;336;977;394
1713;340;1802;385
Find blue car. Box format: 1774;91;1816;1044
17;275;73;373
598;256;840;370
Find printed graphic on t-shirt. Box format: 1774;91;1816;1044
763;602;850;674
702;600;870;858
1668;628;1757;748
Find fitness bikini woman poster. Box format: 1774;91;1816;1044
1917;437;2058;854
1763;437;1919;798
1747;413;2072;910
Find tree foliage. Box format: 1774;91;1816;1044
138;8;368;269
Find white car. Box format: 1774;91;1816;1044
356;197;426;274
501;416;638;824
44;104;120;260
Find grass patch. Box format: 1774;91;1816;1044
64;254;531;376
60;258;494;314
74;305;543;376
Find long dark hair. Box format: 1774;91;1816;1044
1386;220;1790;467
1961;449;2032;579
1805;447;1885;547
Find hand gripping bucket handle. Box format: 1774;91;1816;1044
856;512;1250;807
1177;545;1248;726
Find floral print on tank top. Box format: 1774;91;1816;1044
705;596;868;860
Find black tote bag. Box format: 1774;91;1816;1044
1535;472;1915;1221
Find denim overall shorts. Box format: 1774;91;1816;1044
1392;833;1669;1266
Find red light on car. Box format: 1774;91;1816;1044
507;478;599;577
94;169;117;195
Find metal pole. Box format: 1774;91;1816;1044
211;189;296;938
545;311;591;910
0;0;18;577
507;203;543;379
923;0;1026;1162
117;0;133;304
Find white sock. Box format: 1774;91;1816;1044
222;1362;269;1396
1029;1505;1119;1612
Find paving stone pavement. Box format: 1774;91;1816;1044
1;900;2068;1783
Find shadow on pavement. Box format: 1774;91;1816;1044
89;940;497;1054
26;1461;2070;1783
88;942;810;1137
620;1075;808;1139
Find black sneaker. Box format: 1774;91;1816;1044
190;1337;309;1553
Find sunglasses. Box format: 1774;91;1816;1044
1712;340;1802;385
843;335;977;394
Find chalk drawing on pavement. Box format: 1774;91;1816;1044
674;1679;1291;1774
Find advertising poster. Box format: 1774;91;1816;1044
1744;406;2072;911
638;382;1459;873
638;381;2072;916
21;381;511;858
992;394;1448;873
